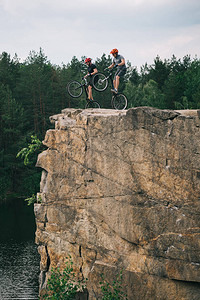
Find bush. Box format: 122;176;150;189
16;135;43;166
42;256;86;300
42;256;128;299
100;271;128;300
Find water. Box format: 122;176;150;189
0;198;40;299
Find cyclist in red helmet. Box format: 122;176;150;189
84;58;98;101
108;48;126;94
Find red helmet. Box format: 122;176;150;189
110;48;118;55
85;58;91;63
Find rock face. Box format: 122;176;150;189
35;107;200;299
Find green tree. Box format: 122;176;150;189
125;79;166;109
147;56;170;90
183;57;200;108
15;48;54;136
0;52;20;91
128;65;140;86
0;84;26;198
163;55;191;109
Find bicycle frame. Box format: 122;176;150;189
80;78;88;98
103;70;114;89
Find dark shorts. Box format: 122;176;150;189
88;74;99;87
114;68;126;80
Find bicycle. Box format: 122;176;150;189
92;68;128;110
67;77;101;109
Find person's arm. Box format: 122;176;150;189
108;62;115;69
90;68;98;76
118;58;125;67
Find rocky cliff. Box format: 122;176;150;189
34;107;200;299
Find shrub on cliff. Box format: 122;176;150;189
42;256;86;300
16;135;43;166
100;271;128;300
42;255;127;299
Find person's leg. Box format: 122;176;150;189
88;85;93;100
113;78;116;89
115;75;120;92
116;69;126;91
112;71;119;93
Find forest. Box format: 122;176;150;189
0;48;200;200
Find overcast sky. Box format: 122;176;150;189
0;0;200;69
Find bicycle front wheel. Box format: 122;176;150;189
85;100;101;109
92;73;108;92
112;93;128;110
67;80;83;98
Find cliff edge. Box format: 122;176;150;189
35;107;200;299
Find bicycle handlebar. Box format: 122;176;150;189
81;77;88;85
104;65;117;72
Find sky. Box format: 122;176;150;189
0;0;200;69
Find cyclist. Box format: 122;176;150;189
84;58;98;101
108;48;126;94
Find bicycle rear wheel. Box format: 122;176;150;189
67;80;83;98
92;73;108;92
85;100;101;109
112;93;128;110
